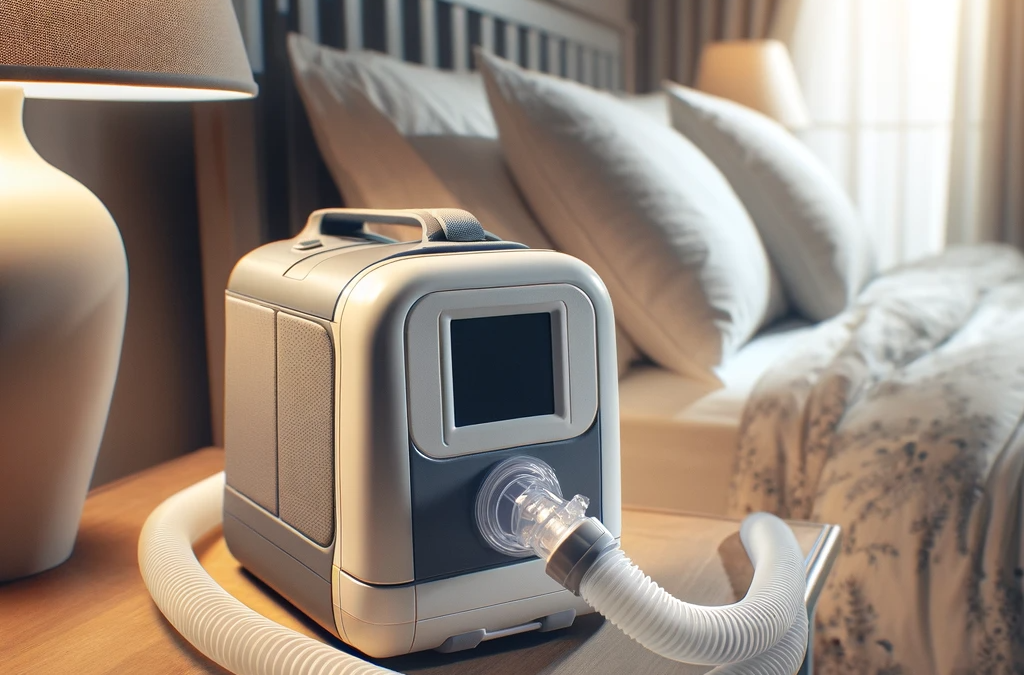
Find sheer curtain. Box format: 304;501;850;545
786;0;1024;269
786;0;961;270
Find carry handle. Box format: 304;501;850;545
299;208;495;243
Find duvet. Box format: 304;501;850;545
731;244;1024;675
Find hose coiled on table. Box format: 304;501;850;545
140;472;807;675
138;472;397;675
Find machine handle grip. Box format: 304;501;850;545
299;208;498;243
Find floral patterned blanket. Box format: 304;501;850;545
730;244;1024;675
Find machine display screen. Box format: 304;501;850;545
450;312;556;427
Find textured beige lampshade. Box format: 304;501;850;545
0;0;257;101
696;40;809;130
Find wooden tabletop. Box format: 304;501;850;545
0;448;838;674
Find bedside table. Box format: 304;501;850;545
0;449;839;674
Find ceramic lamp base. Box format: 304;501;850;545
0;84;128;581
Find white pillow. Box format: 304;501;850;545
620;91;670;126
478;52;785;383
664;83;875;321
286;34;642;373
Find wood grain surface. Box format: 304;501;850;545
0;448;832;674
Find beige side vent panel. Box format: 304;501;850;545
224;297;279;514
276;313;335;546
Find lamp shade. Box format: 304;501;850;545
695;40;809;130
0;0;257;101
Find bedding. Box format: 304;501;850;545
731;243;1024;674
478;51;786;384
619;318;812;513
665;83;875;322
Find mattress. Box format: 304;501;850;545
617;319;813;515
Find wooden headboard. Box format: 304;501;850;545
195;0;634;443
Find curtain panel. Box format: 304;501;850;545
629;0;799;92
947;0;1024;249
785;0;962;269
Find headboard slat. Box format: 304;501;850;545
345;0;362;50
526;28;541;70
565;40;578;81
454;0;621;54
420;0;438;66
451;4;470;72
481;13;495;53
503;20;519;64
386;0;404;58
298;0;318;41
546;35;560;76
237;0;266;73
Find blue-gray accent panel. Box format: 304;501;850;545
409;419;602;582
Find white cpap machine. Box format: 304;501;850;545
221;207;619;656
139;209;811;675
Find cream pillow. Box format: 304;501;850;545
286;34;642;373
621;91;670;125
478;52;785;383
665;83;875;321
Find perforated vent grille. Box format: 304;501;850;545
429;208;487;242
0;1;253;84
276;313;336;546
224;297;278;514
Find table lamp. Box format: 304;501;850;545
0;1;256;582
695;39;810;130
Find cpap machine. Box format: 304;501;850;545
139;209;810;675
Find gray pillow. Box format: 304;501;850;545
478;51;785;383
665;83;875;321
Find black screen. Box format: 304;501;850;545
450;313;556;427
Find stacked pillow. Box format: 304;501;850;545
663;83;874;320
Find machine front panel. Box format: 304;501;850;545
408;421;603;582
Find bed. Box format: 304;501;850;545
620;318;813;514
193;2;1024;673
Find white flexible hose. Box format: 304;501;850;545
712;603;808;675
140;473;805;675
138;472;397;675
578;513;807;671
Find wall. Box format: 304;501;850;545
24;99;212;487
552;0;631;24
629;0;800;92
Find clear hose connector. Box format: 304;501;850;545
475;456;590;559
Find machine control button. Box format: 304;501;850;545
293;238;324;251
